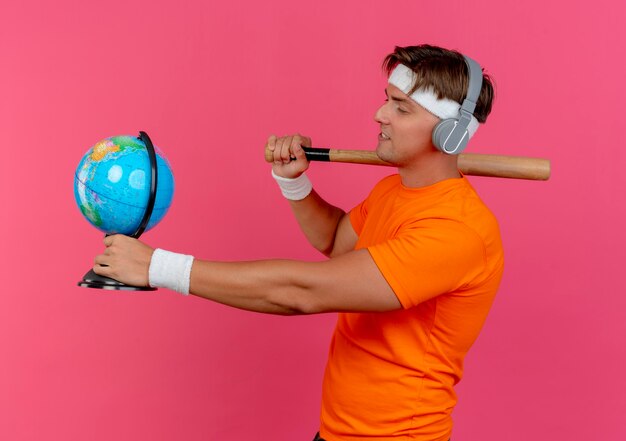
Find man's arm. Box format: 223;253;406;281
188;248;400;314
93;235;401;314
268;134;358;257
286;191;357;257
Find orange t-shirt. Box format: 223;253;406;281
319;174;504;441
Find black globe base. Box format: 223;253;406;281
78;269;156;291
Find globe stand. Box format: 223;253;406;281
78;131;159;291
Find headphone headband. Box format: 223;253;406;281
461;55;483;115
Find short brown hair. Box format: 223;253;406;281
383;45;495;123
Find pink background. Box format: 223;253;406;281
1;0;624;439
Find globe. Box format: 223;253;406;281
74;134;175;236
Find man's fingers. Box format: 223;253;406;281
103;234;124;247
93;262;110;276
290;136;301;153
94;254;108;266
292;144;305;159
270;134;312;171
274;136;291;163
291;138;307;160
267;134;277;153
280;136;294;163
272;136;285;163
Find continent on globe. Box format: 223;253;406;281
74;135;175;236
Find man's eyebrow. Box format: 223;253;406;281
385;89;413;105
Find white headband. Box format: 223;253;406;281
388;64;480;138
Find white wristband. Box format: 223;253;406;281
271;170;313;200
149;248;195;295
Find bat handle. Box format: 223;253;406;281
264;146;388;165
302;147;332;162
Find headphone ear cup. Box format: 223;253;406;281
432;118;469;155
432;119;456;153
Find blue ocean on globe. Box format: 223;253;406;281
74;135;175;235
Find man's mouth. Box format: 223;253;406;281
379;132;390;140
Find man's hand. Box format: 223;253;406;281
267;134;311;178
93;235;154;287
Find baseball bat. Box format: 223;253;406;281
264;146;551;181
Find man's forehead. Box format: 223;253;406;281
386;84;417;106
386;83;439;117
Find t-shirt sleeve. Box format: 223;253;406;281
349;198;368;236
367;218;487;309
349;175;397;235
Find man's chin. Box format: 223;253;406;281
375;145;394;164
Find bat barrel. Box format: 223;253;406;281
457;153;551;181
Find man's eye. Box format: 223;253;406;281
397;107;408;114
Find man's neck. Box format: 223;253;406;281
397;154;461;188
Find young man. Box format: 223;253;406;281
93;45;503;441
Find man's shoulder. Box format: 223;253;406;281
373;173;401;190
362;174;401;202
405;180;502;247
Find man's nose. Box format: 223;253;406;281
374;103;389;124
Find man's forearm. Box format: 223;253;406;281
288;189;345;256
189;259;314;315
